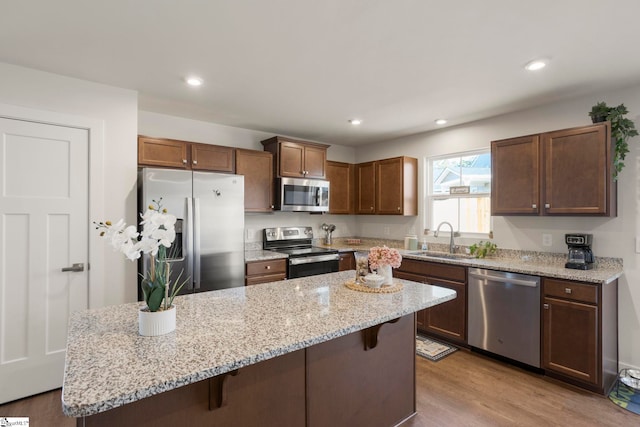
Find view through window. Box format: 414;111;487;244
427;150;491;235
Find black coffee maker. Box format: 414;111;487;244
565;233;595;270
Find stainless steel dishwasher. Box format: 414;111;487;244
468;268;541;368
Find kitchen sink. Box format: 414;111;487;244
408;251;472;260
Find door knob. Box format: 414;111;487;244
61;263;84;272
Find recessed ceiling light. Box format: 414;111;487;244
349;119;362;125
435;119;447;125
185;76;203;86
524;59;547;71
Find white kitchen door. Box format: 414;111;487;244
0;117;89;404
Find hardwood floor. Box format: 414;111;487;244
0;349;636;426
407;349;636;426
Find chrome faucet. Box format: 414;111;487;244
434;221;457;253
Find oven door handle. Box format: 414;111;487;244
289;254;340;265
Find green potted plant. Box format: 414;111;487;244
94;199;188;336
469;241;497;259
588;101;639;180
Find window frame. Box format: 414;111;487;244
425;148;492;238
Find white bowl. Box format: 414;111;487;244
363;273;385;288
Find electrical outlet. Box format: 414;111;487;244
384;227;390;235
542;233;552;247
246;228;255;240
635;237;640;254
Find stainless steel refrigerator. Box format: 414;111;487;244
138;167;245;297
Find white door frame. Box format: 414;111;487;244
0;102;105;309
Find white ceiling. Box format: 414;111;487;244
2;1;640;146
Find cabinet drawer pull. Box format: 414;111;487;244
565;287;572;294
265;265;271;270
543;303;549;309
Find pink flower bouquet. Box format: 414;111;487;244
368;245;402;269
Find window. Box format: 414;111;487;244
427;150;491;235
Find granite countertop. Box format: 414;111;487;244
244;249;288;262
61;271;456;418
316;240;623;285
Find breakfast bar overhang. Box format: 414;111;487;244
62;271;456;426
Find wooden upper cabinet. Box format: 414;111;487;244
236;148;273;212
138;136;189;169
491;135;540;215
191;143;235;173
355;161;376;214
355;157;418;216
326;161;354;214
543;124;613;216
376;157;417;215
261;136;329;179
491;122;615;217
138;136;236;173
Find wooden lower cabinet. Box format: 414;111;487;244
394;259;467;345
245;259;286;286
542;278;618;394
338;251;355;271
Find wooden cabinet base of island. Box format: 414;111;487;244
77;314;417;427
542;278;618;395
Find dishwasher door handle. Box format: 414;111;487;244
469;271;539;287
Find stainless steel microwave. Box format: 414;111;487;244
276;177;330;212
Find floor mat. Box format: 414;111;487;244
609;380;640;415
416;336;457;361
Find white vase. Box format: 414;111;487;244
377;264;394;285
138;305;176;336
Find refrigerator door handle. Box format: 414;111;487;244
186;197;195;290
194;197;202;289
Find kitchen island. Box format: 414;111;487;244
62;271;456;426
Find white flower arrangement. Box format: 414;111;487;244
95;198;187;312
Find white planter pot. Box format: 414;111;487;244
138;305;176;336
377;264;394;285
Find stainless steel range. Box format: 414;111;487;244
263;226;340;279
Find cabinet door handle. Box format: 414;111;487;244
543;303;549;309
370;206;374;211
532;204;537;209
545;203;550;208
182;159;187;164
193;160;198;165
397;207;401;211
565;288;572;294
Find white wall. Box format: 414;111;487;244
354;84;640;369
0;62;139;307
139;111;357;163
